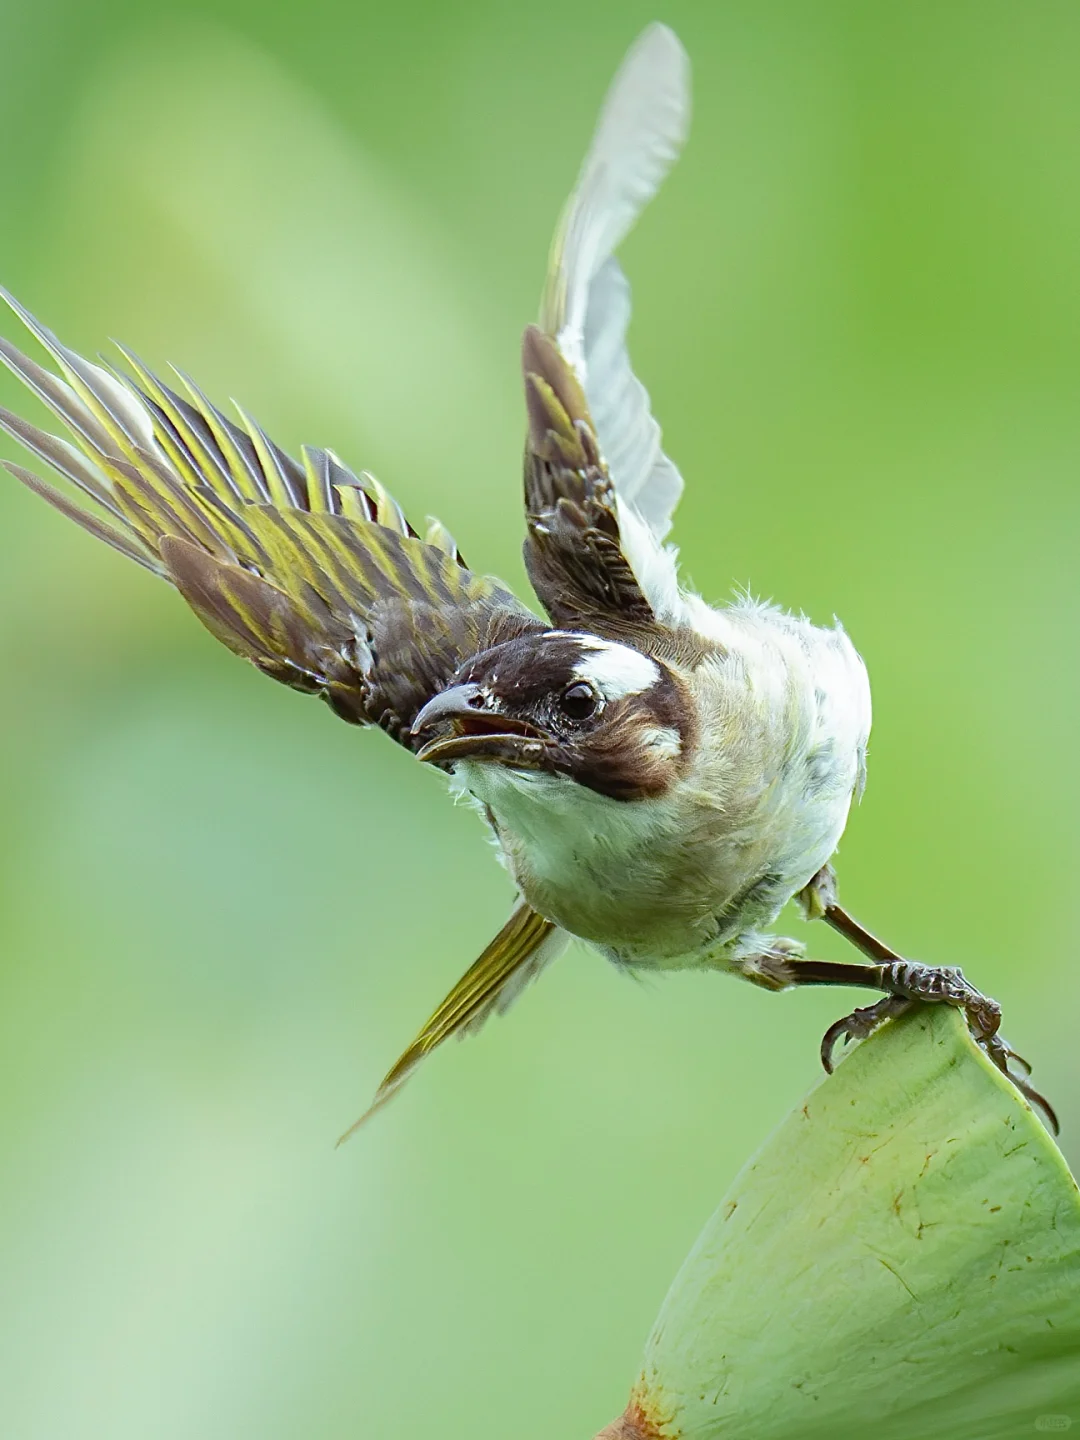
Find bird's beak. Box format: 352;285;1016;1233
412;684;551;767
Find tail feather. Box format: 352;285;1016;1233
337;905;565;1141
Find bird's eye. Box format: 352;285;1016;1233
559;681;599;722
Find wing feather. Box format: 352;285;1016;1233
0;289;541;744
1;460;161;572
540;23;689;543
0;286;155;454
522;326;656;636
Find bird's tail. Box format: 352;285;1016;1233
337;904;565;1141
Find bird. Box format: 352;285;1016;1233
0;24;1054;1138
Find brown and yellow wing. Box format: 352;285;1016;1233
0;288;542;746
522;325;658;638
338;903;566;1141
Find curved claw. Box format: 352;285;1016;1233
983;1033;1058;1133
874;963;1060;1134
820;995;913;1074
819;1016;849;1074
1010;1074;1060;1135
795;948;1061;1134
1005;1046;1033;1078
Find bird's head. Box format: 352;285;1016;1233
411;632;693;801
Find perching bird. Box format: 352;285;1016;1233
0;24;1054;1137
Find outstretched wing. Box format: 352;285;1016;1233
540;22;688;546
522;325;658;639
338;903;567;1140
0;288;542;747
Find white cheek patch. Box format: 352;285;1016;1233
568;638;661;700
639;725;682;760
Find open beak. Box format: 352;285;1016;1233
411;684;552;767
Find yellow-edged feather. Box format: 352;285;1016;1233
337;904;559;1141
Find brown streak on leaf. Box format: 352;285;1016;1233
593;1400;666;1440
594;1383;676;1440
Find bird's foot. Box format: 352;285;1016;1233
803;956;1059;1133
819;993;914;1069
791;877;1059;1131
818;960;1006;1071
879;961;1056;1129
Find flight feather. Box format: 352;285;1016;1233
540;22;689;542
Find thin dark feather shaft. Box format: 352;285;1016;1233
233;405;307;508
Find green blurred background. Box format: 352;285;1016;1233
0;2;1078;1436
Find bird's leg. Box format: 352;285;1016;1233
784;866;1059;1133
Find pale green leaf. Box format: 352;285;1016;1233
602;1007;1080;1440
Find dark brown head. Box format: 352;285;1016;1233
411;632;693;801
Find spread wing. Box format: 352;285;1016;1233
338;903;567;1141
522;325;659;638
524;25;689;633
0;288;543;747
542;23;688;541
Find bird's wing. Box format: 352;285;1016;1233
0;288;543;747
338;903;568;1140
522;325;661;639
539;23;688;547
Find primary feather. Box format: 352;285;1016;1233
541;22;688;544
0;285;542;747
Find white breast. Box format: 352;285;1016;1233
454;602;871;969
